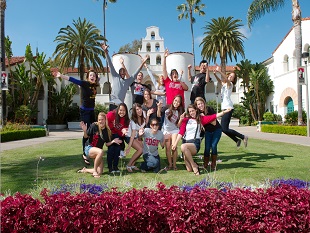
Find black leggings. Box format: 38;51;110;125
221;109;244;143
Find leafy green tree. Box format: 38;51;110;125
30;52;54;111
10;64;33;106
177;0;205;66
53;18;106;81
24;44;34;85
119;39;142;53
247;0;303;125
200;16;246;73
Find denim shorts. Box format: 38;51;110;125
84;145;92;158
182;139;201;153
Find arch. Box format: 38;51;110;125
303;43;310;63
156;55;161;65
284;96;294;113
151;31;155;40
146;43;151;52
278;87;298;108
102;82;111;94
292;49;296;69
283;54;289;72
155;42;160;52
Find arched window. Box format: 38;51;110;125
146;56;150;65
155;43;160;52
285;97;294;114
102;82;111;94
283;55;289;72
146;43;151;52
151;32;155;40
156;55;161;65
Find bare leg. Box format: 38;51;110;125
165;135;173;168
171;134;178;169
181;143;199;175
127;139;143;169
89;147;104;177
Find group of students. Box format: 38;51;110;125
54;44;248;178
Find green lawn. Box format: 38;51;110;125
1;136;309;195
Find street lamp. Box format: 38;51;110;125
302;52;309;137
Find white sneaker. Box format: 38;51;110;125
119;150;125;158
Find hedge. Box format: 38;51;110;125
261;125;307;136
0;129;47;143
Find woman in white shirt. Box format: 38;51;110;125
124;103;147;172
172;104;231;175
162;95;185;170
213;65;248;149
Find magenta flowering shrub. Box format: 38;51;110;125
1;184;310;232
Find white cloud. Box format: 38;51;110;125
239;26;252;39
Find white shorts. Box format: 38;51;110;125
163;129;179;135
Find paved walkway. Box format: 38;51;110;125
1;126;309;152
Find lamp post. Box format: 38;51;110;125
302;52;309;137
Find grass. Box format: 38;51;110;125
1;135;310;195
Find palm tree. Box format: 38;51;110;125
177;0;205;67
200;16;246;73
53;17;106;81
247;0;303;125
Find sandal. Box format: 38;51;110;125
173;167;178;171
126;165;133;173
82;155;90;166
193;166;200;176
131;166;139;171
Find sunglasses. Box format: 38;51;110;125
151;123;158;126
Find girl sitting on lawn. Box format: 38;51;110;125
139;118;165;173
171;105;231;176
78;112;122;178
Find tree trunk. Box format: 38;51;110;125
190;8;195;67
0;0;6;123
292;0;303;125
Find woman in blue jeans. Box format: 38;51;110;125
195;97;222;171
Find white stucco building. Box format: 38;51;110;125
263;17;310;120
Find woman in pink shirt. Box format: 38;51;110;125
162;49;188;105
171;104;231;176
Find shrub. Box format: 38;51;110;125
261;125;306;136
95;102;108;117
65;104;80;122
1;185;310;232
285;110;307;125
14;105;32;124
263;112;275;121
0;128;46;142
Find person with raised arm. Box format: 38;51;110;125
213;65;248;149
55;70;98;166
101;43;148;110
162;49;188;106
187;60;210;104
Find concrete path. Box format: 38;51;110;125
1;126;309;152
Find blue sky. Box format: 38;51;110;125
5;0;310;66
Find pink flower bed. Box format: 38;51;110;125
1;184;310;232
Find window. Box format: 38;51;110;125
156;55;161;65
283;55;289;72
146;43;151;52
155;43;160;52
286;97;294;113
151;32;155;40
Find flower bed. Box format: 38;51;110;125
1;180;310;232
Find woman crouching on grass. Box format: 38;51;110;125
171;105;231;176
78;112;122;178
139;118;165;173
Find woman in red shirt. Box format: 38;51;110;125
162;49;188;106
106;103;130;173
